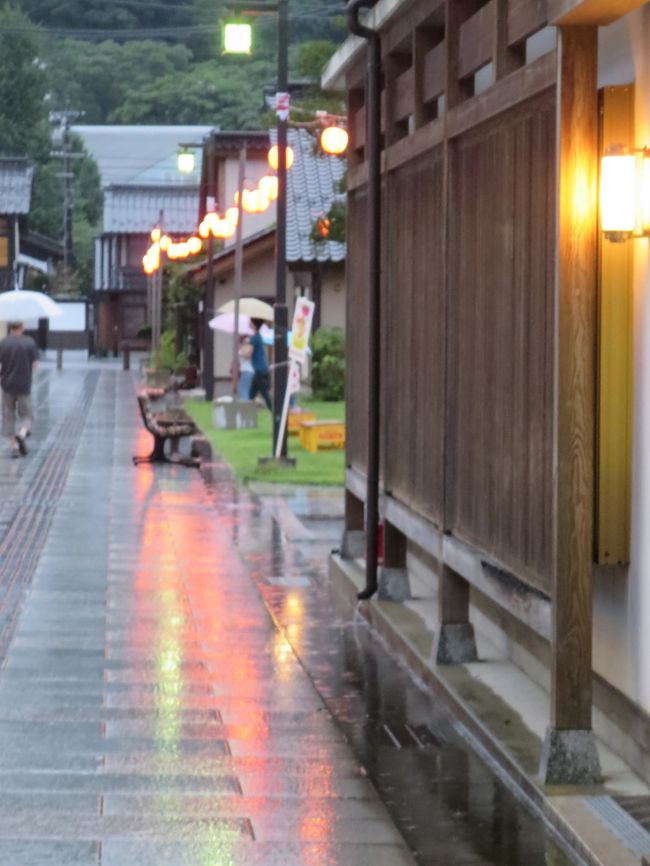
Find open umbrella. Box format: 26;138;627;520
217;297;274;321
0;290;62;321
208;312;254;335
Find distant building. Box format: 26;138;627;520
76;125;212;353
74;125;213;188
93;184;199;353
191;128;346;394
0;158;34;291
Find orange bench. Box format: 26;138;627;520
287;410;316;435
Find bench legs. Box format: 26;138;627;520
133;434;200;468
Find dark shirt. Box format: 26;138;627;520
249;332;268;374
0;334;38;396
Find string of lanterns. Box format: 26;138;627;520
143;118;348;275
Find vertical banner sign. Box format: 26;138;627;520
275;298;316;458
276;92;290;121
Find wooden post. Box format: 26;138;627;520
378;520;411;601
341;490;365;559
434;565;477;664
493;0;525;81
539;25;601;786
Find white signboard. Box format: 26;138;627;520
288;298;315;364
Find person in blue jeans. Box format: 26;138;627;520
248;318;272;410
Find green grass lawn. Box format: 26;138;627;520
185;398;345;486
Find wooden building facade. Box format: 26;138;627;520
326;0;650;783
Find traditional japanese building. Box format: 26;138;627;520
325;0;650;786
0;158;34;292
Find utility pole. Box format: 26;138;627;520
273;0;289;457
203;136;216;401
50;109;83;294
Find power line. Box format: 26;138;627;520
0;6;345;41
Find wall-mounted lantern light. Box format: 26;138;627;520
223;21;252;54
177;148;196;174
601;144;650;242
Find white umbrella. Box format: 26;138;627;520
0;290;62;321
208;312;254;335
217;297;274;321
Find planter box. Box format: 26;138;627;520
213;399;259;430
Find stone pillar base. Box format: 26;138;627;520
341;529;364;560
539;727;602;785
191;435;212;461
377;567;411;601
434;623;478;665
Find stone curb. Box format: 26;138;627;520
330;554;641;866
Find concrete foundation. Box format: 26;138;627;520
190;435;212;461
378;566;412;601
434;623;478;665
341;529;364;559
539;727;602;785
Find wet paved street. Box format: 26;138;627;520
0;363;578;865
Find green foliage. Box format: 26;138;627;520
44;39;195;124
21;0;197;30
311;327;345;401
0;6;50;160
165;263;203;311
152;329;177;371
152;329;191;373
108;58;273;127
295;40;338;82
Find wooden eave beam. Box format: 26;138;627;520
549;0;646;25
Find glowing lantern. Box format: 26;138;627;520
601;152;636;237
258;175;278;201
317;217;331;238
225;206;240;226
159;234;171;251
223;22;252;55
187;236;202;255
177;148;195;174
199;221;210;239
320;125;349;155
268;144;294;171
150;228;161;243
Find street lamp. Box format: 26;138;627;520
224;0;290;459
177;147;196;174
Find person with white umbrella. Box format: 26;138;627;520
0;321;38;458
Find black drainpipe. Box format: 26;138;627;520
347;0;381;600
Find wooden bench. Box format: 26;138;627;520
133;394;201;467
299;420;346;453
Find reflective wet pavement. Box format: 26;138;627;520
0;364;578;865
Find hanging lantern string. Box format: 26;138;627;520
142;108;347;274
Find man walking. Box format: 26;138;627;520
248;318;272;410
0;321;38;458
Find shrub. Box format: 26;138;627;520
311;326;345;401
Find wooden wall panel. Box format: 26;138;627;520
382;150;445;524
346;189;370;472
447;91;556;592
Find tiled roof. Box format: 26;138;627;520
103;184;200;234
74;125;213;187
0;159;34;215
272;128;346;264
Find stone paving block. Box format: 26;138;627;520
0;839;100;865
100;840;417;866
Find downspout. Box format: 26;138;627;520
347;0;381;600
